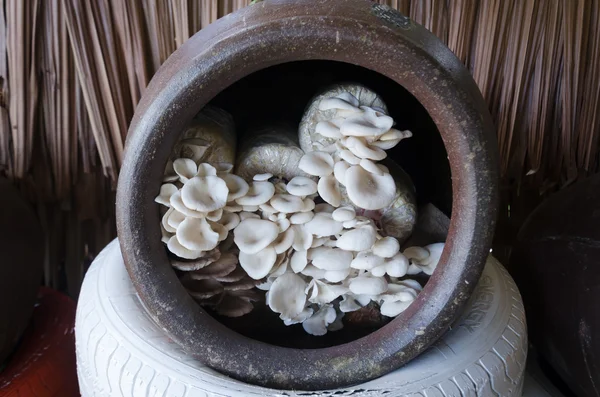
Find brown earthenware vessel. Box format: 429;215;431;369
116;0;498;390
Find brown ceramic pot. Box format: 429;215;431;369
116;0;498;390
511;175;600;397
0;178;44;365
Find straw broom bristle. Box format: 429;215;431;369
1;0;599;293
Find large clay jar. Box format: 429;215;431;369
510;175;600;397
0;178;44;364
116;0;498;390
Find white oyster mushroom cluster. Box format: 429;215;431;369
298;92;412;211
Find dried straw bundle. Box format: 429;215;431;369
0;0;598;294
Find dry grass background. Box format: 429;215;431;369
0;0;598;297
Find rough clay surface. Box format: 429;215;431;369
76;240;527;396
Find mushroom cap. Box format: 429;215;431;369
359;158;384;176
372;236;400;258
235;181;275;206
170;191;206;218
311;247;353;271
155;183;178;207
167;235;205;260
332;206;356;222
286;176;318;196
291;224;313;251
242;205;259;212
301;198;316;212
317;175;342;207
253;172;273;181
339;149;361;165
208;221;229;242
214;266;247;282
302;304;337;336
161;208;177;233
290;211;314;225
223;276;259;291
348;276;388;295
221;173;249;201
304;213;343;237
340;106;394;137
220;211;241;231
384;253;409;277
176;217;220;251
323;268;351;283
340;295;362;312
307;279;349;304
311;236;328;248
196;163;218;177
239;246;277;280
345;166;396;210
336;225;377;251
173;158;198;182
350;251;385;270
181;176;229;212
314;203;335;213
300;264;327;279
282;308;314;326
224;203;243;212
319;96;360;111
315;120;343;139
290;249;308;273
333;160;351;185
380;300;412;317
270;194;305;213
170;247;221;271
182;278;224;299
239;211;261;221
233;218;279;254
273;227;295;254
215;162;234;174
346;137;387;161
267;273;307;319
298;151;334;177
189;253;237;280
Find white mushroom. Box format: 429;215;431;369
259;203;277;215
339;149;361;165
166;208;186;230
372;236;400;258
343;219;358;229
317;175;342;207
311;236;328;248
302;304;337;336
340;106;394;137
306;279;349;304
319;95;360;111
176;217;220;251
348;276;388;295
239;246;277;280
253;173;273;181
214;162;234;174
282;308;314;326
173;158;197;182
371;253;409;277
301;198;316;212
167;235;204;260
223;203;243;213
239;211;261;221
346;137;387;161
333;160;351;185
290;249;308;273
163;160;178;182
160;223;172;243
220;212;240;231
372;129;412;150
269;253;290;277
344;166;396;210
359;158;385;176
270;194;305;213
315;120;343;139
242;205;259;212
206;208;223;222
196;163;217;177
350;251;384;270
290;211;314;225
162;208;177;233
276;218;291;233
273;227;295;253
298;151;334;177
339;295;362;312
291;224;313;251
155;183;178;207
170;191;206;218
221;174;249;201
301;264;327;279
286;176;318;196
311;247;353;271
304;213;343;237
208;221;229;242
404;243;445;275
235;181;275;206
181;176;229;212
332;206;356;222
324;268;351;283
380;300;413;317
336;225;377;251
233;218;280;254
267;273;307;319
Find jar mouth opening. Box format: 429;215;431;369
173;59;452;349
